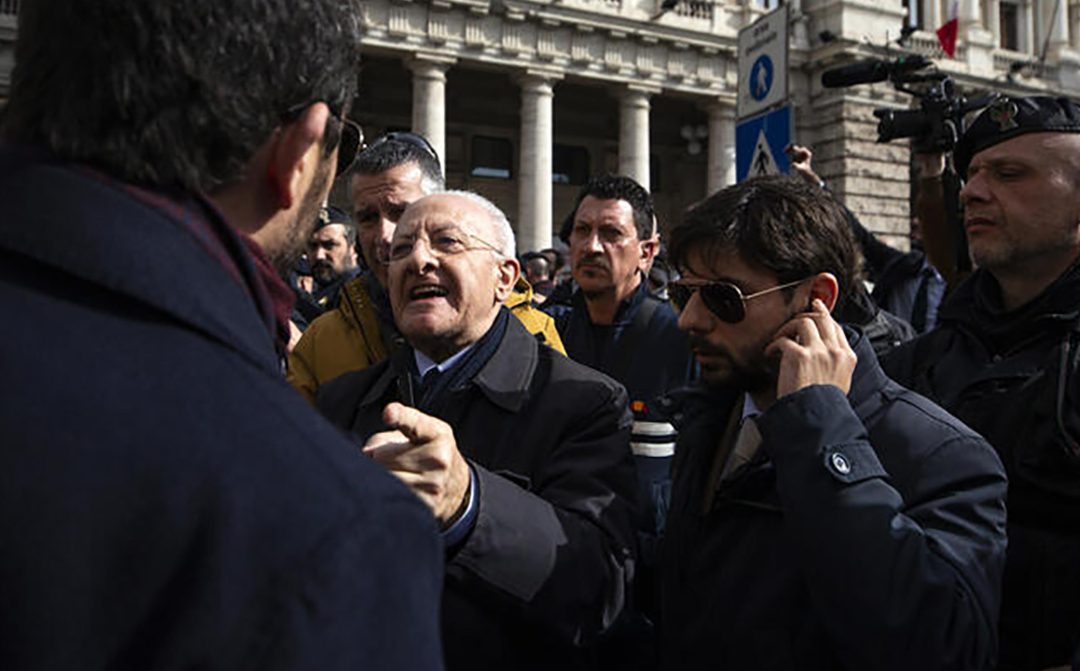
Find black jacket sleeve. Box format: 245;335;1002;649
449;382;637;647
756;384;1007;671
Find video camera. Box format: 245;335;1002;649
821;55;994;153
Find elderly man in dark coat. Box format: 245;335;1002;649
0;1;443;669
659;176;1008;671
317;190;638;671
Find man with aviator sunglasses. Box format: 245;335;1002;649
659;176;1007;670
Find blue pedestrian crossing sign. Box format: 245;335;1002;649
749;55;773;102
736;105;793;182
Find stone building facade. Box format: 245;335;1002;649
1;0;1077;250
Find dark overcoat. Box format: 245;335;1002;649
0;147;444;670
317;317;639;671
661;332;1008;671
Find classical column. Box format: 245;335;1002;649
706;102;737;194
517;73;559;254
959;0;984;32
618;86;654;188
924;0;943;31
407;55;454;172
1046;0;1071;55
1072;0;1080;51
986;0;1002;46
1024;2;1035;54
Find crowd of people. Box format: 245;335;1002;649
2;1;1079;670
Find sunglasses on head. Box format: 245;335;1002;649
669;278;808;324
361;131;441;165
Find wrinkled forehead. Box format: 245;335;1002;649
351;165;426;204
396;195;491;239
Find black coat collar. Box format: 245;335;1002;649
358;316;540;413
0;146;279;374
939;262;1080;353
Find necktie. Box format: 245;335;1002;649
420;367;442;392
721;416;761;480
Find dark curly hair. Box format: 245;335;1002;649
2;0;360;194
669;176;862;311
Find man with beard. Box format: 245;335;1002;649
883;96;1080;670
660;176;1007;670
290;206;362;332
0;1;443;668
316;191;637;670
288;132;562;403
307;205;362;307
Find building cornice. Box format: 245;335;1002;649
361;0;736;96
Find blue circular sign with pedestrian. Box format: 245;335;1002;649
749;55;773;102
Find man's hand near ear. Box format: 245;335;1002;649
766;299;856;399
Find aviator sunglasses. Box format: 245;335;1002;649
669;278;807;324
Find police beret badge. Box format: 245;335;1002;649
953;95;1080;178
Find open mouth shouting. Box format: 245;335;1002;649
407;283;452;305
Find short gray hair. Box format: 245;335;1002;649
441;190;516;257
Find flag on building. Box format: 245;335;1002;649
936;1;959;57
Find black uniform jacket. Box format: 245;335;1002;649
317;317;639;671
662;331;1008;671
883;264;1080;670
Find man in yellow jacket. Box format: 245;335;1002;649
288;132;563;403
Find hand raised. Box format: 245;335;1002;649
363;402;471;525
764;299;857;399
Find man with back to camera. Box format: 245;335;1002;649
882;95;1080;671
315;190;638;670
660;176;1007;670
288;132;563;403
0;1;444;668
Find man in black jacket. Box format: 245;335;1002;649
660;176;1007;670
882;95;1080;671
0;1;444;669
317;191;638;671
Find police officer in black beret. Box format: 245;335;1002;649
883;95;1080;671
